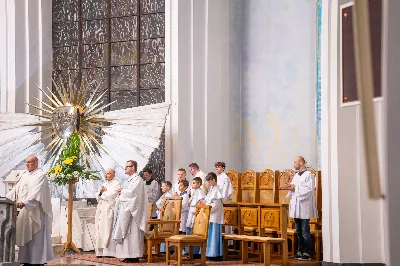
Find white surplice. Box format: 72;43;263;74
186;188;206;228
287;170;318;219
113;173;149;259
217;172;234;240
145;179;160;218
6;168;54;264
205;185;224;224
217;172;234;203
95;178;121;257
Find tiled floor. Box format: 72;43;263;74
48;252;321;266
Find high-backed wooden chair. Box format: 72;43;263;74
259;169;279;204
307;167;323;261
258;169;280;245
165;205;211;266
227;170;241;202
146;197;182;263
240;170;259;203
277;169;296;256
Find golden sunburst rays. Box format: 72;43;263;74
22;75;116;167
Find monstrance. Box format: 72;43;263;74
0;79;170;253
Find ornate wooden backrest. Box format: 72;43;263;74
240;170;259;203
260;204;289;240
227;170;241;202
160;197;182;233
148;203;154;231
192;205;211;238
279;169;295;205
223;205;239;227
239;205;260;234
307;167;322;230
258;169;279;204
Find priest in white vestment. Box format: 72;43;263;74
6;156;53;266
189;163;208;194
286;156;318;261
95;168;121;258
112;160;149;263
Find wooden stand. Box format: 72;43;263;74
57;180;80;254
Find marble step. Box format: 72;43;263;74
75;207;97;217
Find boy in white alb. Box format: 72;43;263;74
156;180;173;254
185;177;206;256
156;181;173;218
215;162;234;246
199;172;224;260
173;179;190;234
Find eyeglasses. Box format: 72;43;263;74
125;165;133;169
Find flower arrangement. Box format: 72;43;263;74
48;132;100;186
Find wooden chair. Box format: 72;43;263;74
146;197;182;263
277;169;296;256
144;203;155;257
165;205;211;266
223;203;289;266
227;170;241;202
308;168;323;261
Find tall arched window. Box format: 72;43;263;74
52;0;165;184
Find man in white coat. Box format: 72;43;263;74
6;156;53;266
95;168;121;258
113;160;149;263
286;156;318;261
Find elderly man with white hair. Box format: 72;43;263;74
95;168;121;258
6;155;53;266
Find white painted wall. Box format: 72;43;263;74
240;0;317;171
321;0;386;263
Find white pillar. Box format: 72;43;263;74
384;0;400;265
321;0;386;264
165;0;235;184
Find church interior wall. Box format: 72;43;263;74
239;0;318;171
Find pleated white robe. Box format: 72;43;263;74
113;174;149;259
6;169;54;264
95;178;121;257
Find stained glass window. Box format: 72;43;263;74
52;0;165;184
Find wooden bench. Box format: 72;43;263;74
222;202;289;266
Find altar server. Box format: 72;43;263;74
189;163;208;194
215;162;234;202
173;179;190;234
185;177;206;257
113;160;149;263
143;168;160;219
215;161;234;245
199;172;224;260
286;156;318;261
6;156;54;266
95;168;121;258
